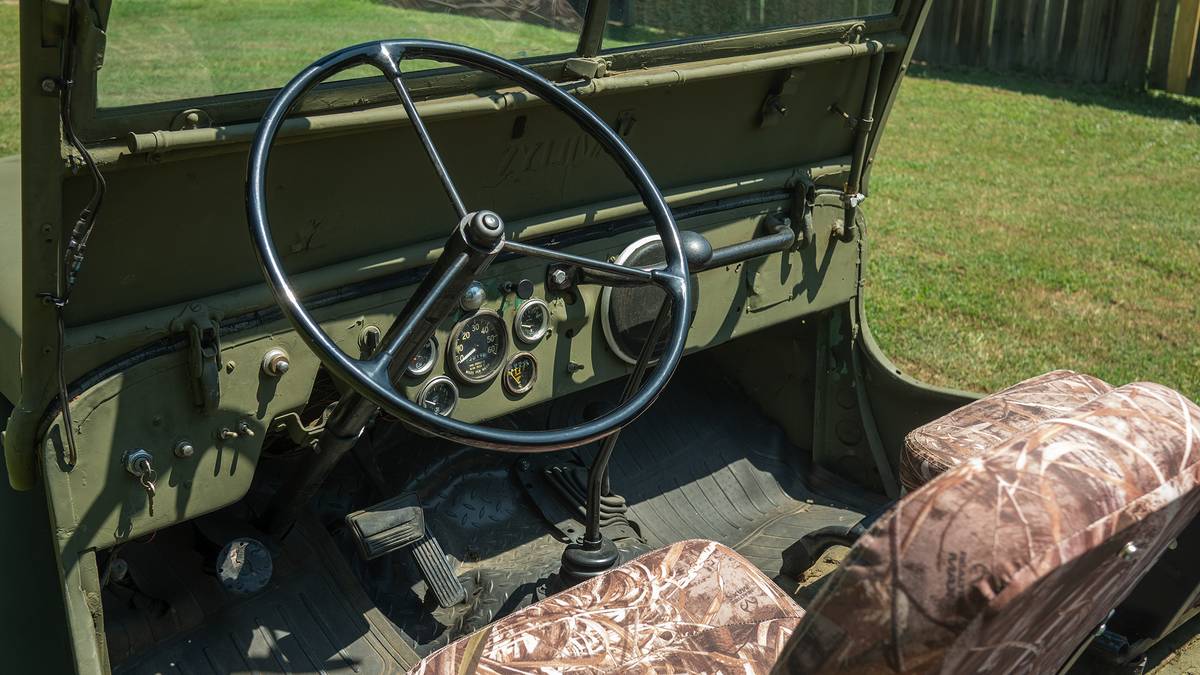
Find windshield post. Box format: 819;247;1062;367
576;0;611;57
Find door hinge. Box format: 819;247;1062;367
170;304;223;413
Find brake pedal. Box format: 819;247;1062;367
346;492;467;607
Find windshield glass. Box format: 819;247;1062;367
98;0;898;109
98;0;586;107
605;0;895;47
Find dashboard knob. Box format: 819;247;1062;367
460;282;486;311
261;348;291;377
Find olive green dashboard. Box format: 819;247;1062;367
40;185;859;552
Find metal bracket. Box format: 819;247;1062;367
170;304;223;413
791;176;816;249
564;57;609;80
759;69;805;128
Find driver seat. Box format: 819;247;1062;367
409;381;1200;674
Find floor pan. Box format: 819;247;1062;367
362;370;871;656
108;369;874;669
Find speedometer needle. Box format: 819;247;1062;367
461;348;477;361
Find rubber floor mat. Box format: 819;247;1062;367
114;515;418;674
569;371;870;578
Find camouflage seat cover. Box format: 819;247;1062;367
412;382;1200;674
900;369;1112;491
776;382;1200;673
410;539;804;674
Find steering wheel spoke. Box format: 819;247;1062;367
503;239;663;287
374;46;468;220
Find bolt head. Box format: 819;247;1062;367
40;78;57;94
174;441;195;459
549;269;569;287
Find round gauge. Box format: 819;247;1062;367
417;376;458;416
503;353;538;395
514;298;550;344
406;336;437;377
447;310;507;384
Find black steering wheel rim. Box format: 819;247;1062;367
247;40;691;451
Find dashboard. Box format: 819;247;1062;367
38;188;858;553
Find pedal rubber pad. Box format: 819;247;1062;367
346;492;425;560
345;492;467;607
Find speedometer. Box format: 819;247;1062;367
447;310;507;384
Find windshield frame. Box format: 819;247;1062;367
73;0;912;142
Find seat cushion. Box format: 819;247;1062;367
900;369;1112;490
409;539;803;674
775;382;1200;674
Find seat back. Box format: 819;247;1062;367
775;382;1200;674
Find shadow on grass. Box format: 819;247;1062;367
908;62;1200;125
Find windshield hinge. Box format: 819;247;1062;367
841;22;866;44
170;304;223;413
563;57;610;80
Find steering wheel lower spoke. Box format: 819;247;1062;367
369;250;473;371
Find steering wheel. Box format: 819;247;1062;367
247;40;692;452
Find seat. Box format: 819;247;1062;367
900;369;1111;491
410;539;805;674
410;381;1200;674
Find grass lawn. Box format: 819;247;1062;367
0;3;17;156
1;2;1198;399
868;67;1200;400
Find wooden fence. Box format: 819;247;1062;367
914;0;1200;95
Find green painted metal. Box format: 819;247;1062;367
3;1;944;671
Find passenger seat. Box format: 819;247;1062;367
900;369;1111;491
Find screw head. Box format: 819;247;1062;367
1120;542;1139;560
174;441;195;459
549;268;569;288
40;77;57;94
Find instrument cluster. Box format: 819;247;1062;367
408;281;548;416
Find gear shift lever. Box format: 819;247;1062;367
556;302;674;587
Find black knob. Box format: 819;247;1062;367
680;231;713;268
501;278;535;298
465;210;505;248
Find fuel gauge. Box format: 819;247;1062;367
502;353;538;396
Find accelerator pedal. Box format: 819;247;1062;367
345;492;467;608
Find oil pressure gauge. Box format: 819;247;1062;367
418;376;458;416
514;298;550;344
503;353;538;395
